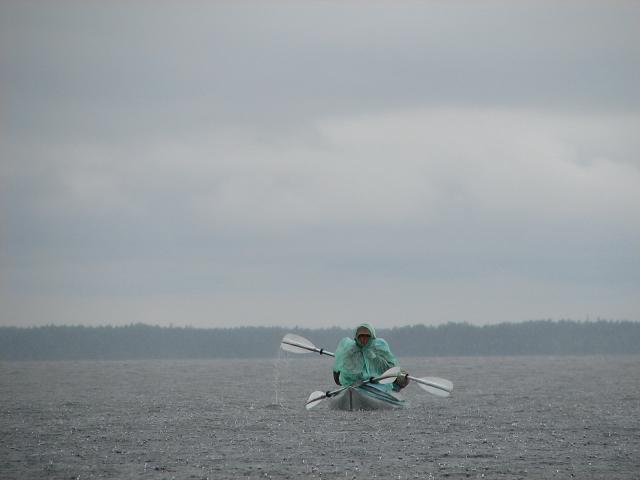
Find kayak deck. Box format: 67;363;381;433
328;384;408;411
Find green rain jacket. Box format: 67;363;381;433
332;323;399;389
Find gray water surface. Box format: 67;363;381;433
1;355;639;479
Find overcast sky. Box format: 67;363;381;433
1;0;639;329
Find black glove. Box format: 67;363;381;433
333;370;341;385
393;370;410;389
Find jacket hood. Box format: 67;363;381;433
354;322;376;346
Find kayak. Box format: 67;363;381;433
281;333;453;411
327;384;408;411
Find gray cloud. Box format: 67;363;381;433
3;1;639;135
1;1;639;327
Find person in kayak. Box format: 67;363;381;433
332;323;409;392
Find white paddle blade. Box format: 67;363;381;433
376;366;403;384
305;391;327;410
423;377;453;392
412;376;453;397
280;334;316;354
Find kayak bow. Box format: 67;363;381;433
328;384;407;411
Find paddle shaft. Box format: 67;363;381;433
328;370;399;397
306;368;401;408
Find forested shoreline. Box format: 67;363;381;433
0;320;638;360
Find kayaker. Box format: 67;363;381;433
332;323;409;391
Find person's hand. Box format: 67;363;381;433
394;370;410;389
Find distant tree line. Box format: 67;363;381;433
0;320;638;361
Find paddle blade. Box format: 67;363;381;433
376;366;403;384
412;376;453;397
280;334;316;354
305;391;327;410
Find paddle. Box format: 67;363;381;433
281;333;454;398
280;333;335;357
306;366;402;410
405;375;452;397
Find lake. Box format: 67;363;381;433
1;354;638;479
